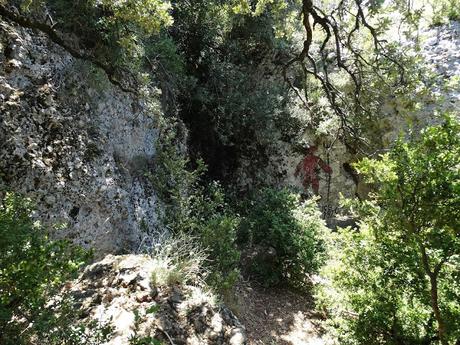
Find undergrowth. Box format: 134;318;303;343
238;188;328;290
147;115;240;293
0;192;109;345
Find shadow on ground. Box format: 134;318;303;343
229;281;328;345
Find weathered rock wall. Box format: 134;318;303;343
421;21;460;112
273;20;460;226
0;20;162;255
1;15;458;248
381;20;460;146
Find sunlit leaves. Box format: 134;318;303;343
0;193;91;344
317;115;460;344
99;0;173;34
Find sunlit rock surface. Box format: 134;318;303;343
277;20;460;226
0;21;161;254
65;254;246;345
423;20;460;112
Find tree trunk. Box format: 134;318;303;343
429;273;448;345
418;242;448;345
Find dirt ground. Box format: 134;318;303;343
228;280;329;345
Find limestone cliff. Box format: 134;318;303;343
0;20;161;254
276;20;460;226
2;14;459;245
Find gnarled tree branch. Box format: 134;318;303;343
283;0;406;147
0;4;137;94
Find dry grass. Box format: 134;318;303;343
148;233;209;287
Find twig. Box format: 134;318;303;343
158;328;176;345
0;4;137;94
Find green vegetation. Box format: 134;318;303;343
317;116;460;344
129;308;162;345
4;0;176;90
149;116;240;292
149;117;327;292
149;233;209;287
238;188;327;289
1;0;460;343
0;193;107;344
432;0;460;24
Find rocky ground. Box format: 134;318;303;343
65;253;330;345
65;255;246;345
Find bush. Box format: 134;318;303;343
200;213;241;291
148;118;241;292
0;192;94;344
238;188;328;289
432;0;460;25
316;115;460;345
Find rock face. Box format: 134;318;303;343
278;20;460;226
66;254;246;345
421;21;460;117
0;20;162;254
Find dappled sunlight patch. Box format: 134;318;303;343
280;311;326;345
233;280;327;345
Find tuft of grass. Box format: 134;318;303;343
149;233;209;287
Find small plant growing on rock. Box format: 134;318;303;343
129;308;163;345
150;233;209;287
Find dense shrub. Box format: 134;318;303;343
171;0;294;184
0;192;96;344
432;0;460;24
199;212;241;291
316;116;460;345
148;117;240;292
238;188;328;289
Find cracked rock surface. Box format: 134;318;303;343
0;20;162;255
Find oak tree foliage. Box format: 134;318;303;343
317;115;460;344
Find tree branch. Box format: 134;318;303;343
0;4;137;94
282;0;406;147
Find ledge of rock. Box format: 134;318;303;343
64;254;246;345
